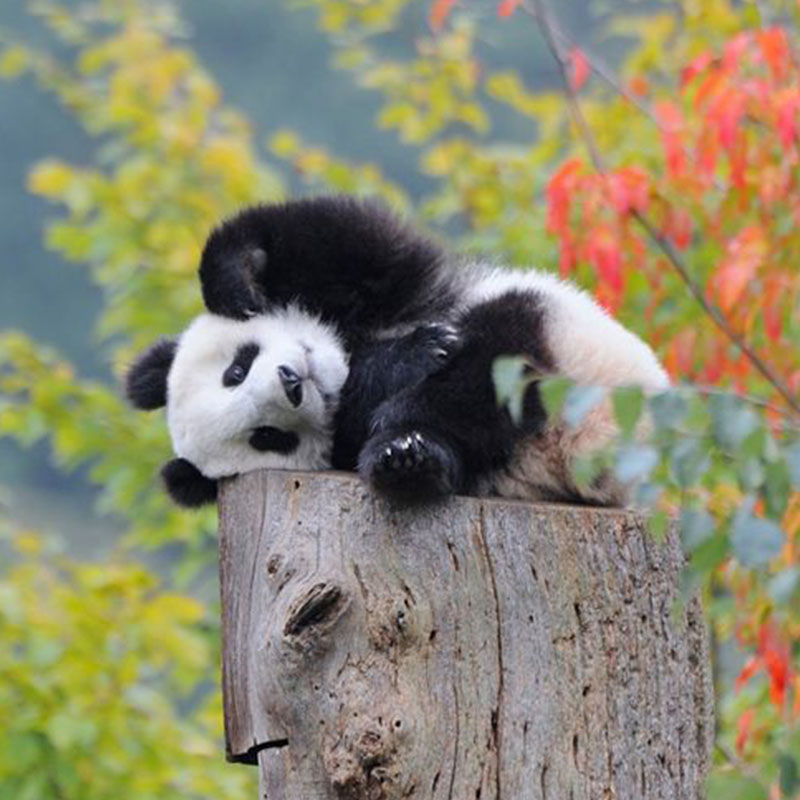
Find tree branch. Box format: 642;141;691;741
522;0;800;418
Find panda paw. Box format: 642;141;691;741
407;323;461;367
360;431;458;500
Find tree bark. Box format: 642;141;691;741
218;470;713;800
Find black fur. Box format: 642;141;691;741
356;290;554;499
162;458;218;507
126;339;177;410
331;323;461;470
249;426;300;454
199;196;454;344
223;342;260;387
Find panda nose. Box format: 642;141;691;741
277;364;303;408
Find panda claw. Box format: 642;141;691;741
361;430;456;499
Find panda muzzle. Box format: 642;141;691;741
277;364;303;408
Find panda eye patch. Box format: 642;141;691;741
222;342;260;387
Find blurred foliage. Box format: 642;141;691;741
1;0;800;796
0;524;250;800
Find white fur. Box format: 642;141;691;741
462;265;669;505
167;309;348;478
464;265;669;391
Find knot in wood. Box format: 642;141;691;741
284;582;347;638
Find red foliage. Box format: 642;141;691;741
497;0;522;19
543;28;800;395
736;708;755;754
429;0;457;31
735;623;793;710
569;47;590;91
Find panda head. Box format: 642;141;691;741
126;308;348;507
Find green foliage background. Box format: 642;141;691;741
1;0;798;797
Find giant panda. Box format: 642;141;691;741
194;195;669;504
128;233;667;507
126;306;459;506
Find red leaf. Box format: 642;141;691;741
656;101;687;177
665;329;696;377
429;0;457;31
606;167;650;215
735;655;763;693
663;207;693;250
695;127;719;182
723;32;753;72
758;27;790;82
711;226;766;312
558;235;576;276
762;279;783;341
775;88;800;149
765;647;790;706
757;624;792;708
628;76;649;97
569;47;590;91
587;228;623;293
710;87;745;151
497;0;522;18
546;158;583;234
735;709;755;754
681;52;714;88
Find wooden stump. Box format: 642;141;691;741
218;470;713;800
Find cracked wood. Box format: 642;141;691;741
218;470;713;799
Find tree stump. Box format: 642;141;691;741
218;470;713;800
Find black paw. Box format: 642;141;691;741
200;247;269;320
360;431;457;500
407;323;461;367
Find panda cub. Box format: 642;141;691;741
126;307;457;506
195;195;668;504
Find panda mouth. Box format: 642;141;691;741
248;426;300;454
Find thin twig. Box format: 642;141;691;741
522;0;800;418
534;9;660;125
632;213;800;417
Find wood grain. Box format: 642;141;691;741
218;470;712;799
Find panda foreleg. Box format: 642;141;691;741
359;291;552;500
331;323;461;471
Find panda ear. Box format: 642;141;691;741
161;458;218;507
126;339;177;410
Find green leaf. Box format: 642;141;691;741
634;482;662;506
779;753;799;798
615;444;658;483
647;509;669;540
786;441;800;486
612;386;644;438
669;439;710;488
571;453;604;489
650;389;688;429
737;456;765;492
680;508;714;552
768;568;800;605
709;393;759;450
690;532;729;573
563;384;606;427
705;772;767;800
539;376;571;418
763;460;791;518
492;355;532;424
731;509;785;568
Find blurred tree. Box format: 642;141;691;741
0;525;252;800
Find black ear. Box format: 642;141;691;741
126;339;177;410
161;458;218;507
